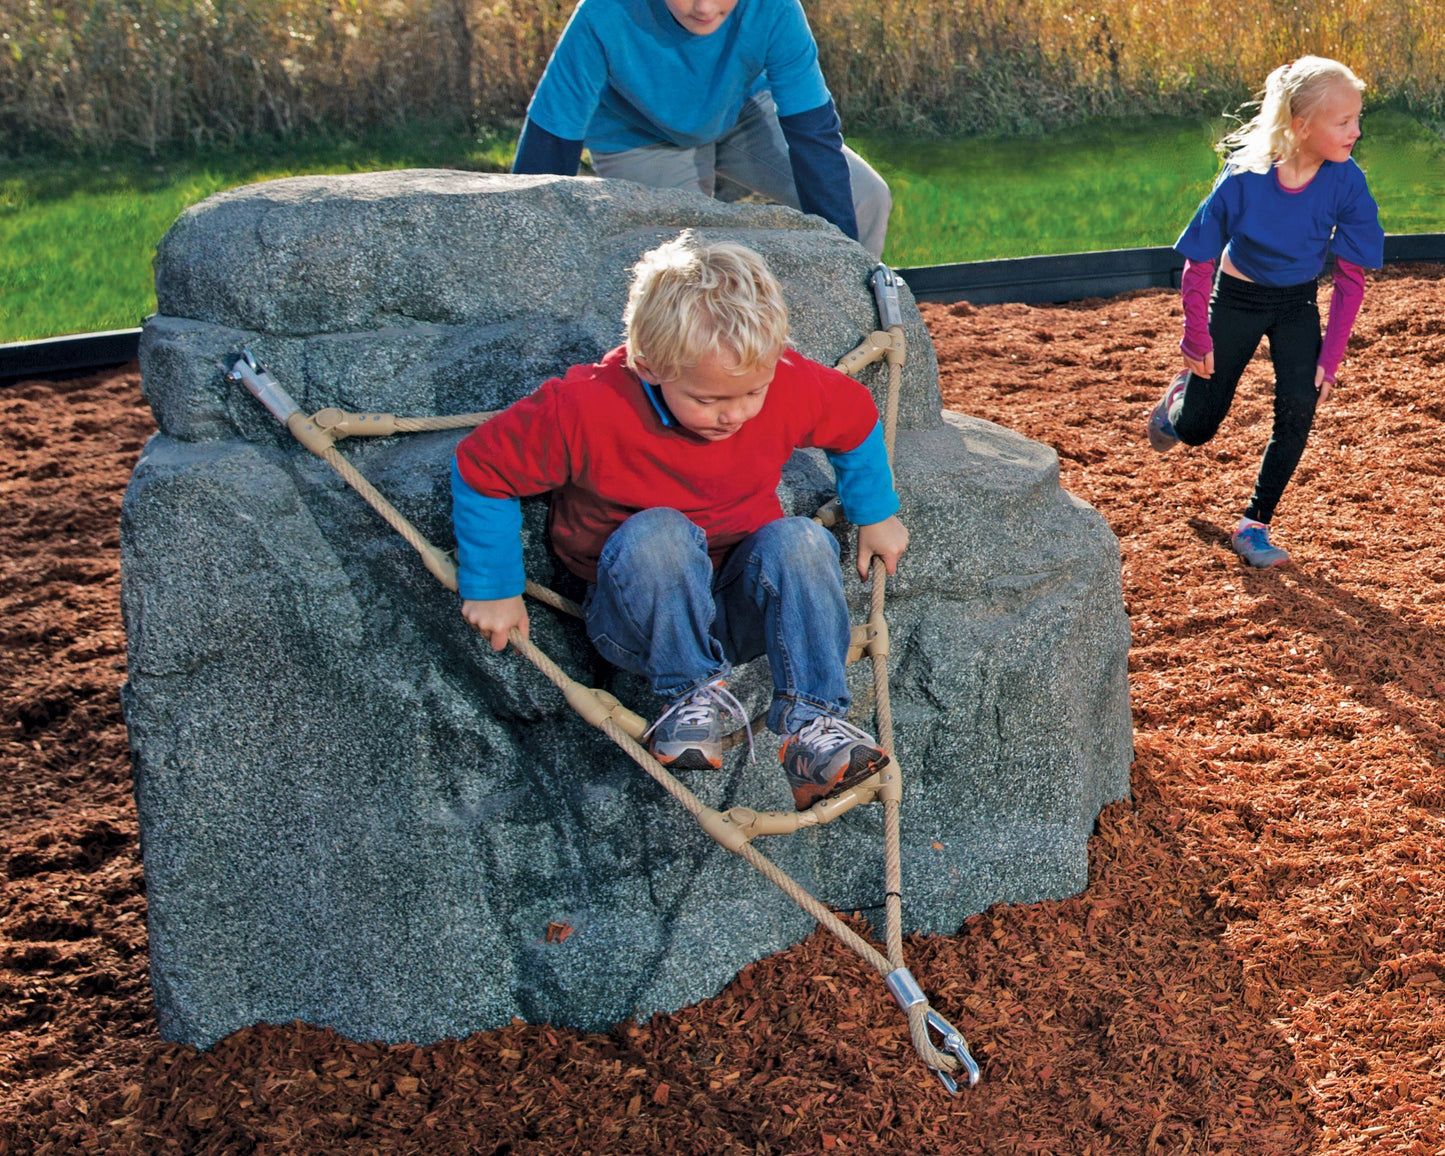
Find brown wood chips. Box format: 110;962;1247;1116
4;267;1445;1154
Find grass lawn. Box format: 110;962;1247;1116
853;108;1445;267
0;128;515;344
4;111;1445;342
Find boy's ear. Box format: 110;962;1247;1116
632;354;659;382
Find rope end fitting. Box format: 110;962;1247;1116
886;968;981;1094
870;265;906;330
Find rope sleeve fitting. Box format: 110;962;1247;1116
878;760;902;805
226;351;298;422
885;967;926;1011
697;807;751;853
865;612;890;658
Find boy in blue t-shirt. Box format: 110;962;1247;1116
512;0;892;259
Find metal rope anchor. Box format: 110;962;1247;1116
886;965;980;1094
926;1008;982;1093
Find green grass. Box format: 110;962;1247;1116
5;112;1445;342
0;127;517;343
855;108;1445;267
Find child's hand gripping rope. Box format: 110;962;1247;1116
462;596;530;652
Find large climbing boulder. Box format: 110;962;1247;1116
122;171;1132;1048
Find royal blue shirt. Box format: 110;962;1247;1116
525;0;831;153
1175;158;1384;286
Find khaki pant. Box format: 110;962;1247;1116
590;92;892;259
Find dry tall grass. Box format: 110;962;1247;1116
3;0;1443;152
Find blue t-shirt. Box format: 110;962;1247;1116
526;0;832;152
1175;158;1384;286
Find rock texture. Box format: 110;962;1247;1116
122;171;1131;1048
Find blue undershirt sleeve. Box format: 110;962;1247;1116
777;100;859;242
512;119;585;176
522;5;607;143
451;459;527;601
824;422;899;526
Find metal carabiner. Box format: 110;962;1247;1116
925;1007;981;1094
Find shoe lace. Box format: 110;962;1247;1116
1237;523;1270;548
643;678;754;762
793;714;875;758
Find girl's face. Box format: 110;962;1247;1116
1295;85;1363;166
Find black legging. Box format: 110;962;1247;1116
1172;272;1321;524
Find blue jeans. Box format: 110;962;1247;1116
584;508;851;734
589;92;892;260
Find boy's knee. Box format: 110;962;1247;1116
754;517;840;571
604;508;707;572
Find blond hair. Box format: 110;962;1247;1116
1218;56;1365;175
623;233;790;382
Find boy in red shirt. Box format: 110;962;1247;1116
452;234;908;809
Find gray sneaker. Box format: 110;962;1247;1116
1231;522;1290;568
780;715;889;811
645;678;750;770
1147;371;1189;452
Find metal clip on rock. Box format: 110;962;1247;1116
870;264;906;331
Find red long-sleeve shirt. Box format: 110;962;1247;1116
454;346;884;584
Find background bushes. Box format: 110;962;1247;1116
3;0;1444;153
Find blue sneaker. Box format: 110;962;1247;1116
1147;371;1189;452
645;678;751;771
780;716;889;811
1231;520;1291;568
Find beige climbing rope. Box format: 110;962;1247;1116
226;265;979;1093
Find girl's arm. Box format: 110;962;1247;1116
1179;257;1215;375
1318;258;1366;384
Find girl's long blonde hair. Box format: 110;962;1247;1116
1218;56;1365;174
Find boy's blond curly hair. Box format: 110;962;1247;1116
624;232;790;382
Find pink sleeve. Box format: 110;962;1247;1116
1318;258;1366;382
1179;258;1214;361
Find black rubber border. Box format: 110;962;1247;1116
4;233;1445;382
897;233;1445;305
0;327;142;385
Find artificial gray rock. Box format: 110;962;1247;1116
122;171;1132;1049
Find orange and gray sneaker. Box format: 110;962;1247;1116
781;715;890;811
645;677;752;771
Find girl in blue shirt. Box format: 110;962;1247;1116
1146;57;1384;567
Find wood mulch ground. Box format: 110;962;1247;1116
3;266;1444;1155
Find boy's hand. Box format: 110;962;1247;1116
856;515;909;581
1315;364;1333;405
462;595;529;652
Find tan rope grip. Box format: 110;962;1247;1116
834;330;897;377
562;684;648;738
